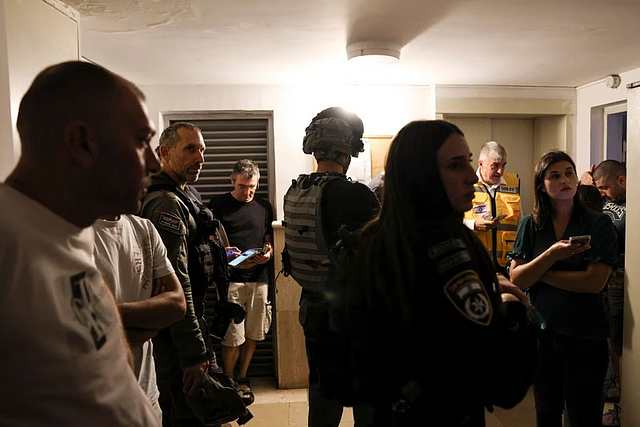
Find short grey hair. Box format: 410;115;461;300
232;159;260;181
159;122;202;149
479;141;507;162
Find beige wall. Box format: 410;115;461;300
533;116;567;162
139;84;434;220
575;67;640;171
272;224;309;388
622;86;639;426
0;3;12;181
0;0;79;180
443;117;536;216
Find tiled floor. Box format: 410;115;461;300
222;377;541;427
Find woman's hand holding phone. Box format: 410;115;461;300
548;237;591;261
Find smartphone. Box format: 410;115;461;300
228;248;260;267
569;235;591;245
491;214;508;222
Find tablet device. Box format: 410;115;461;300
228;248;264;266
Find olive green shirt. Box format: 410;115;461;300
140;181;208;367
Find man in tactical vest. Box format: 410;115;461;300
463;141;521;274
140;122;250;426
283;107;380;427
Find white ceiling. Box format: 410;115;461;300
63;0;640;87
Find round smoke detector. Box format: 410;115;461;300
346;41;402;64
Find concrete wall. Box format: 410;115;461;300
576;68;640;172
577;67;640;426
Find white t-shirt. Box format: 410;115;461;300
0;185;160;427
92;215;174;407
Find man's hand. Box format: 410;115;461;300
228;246;257;269
497;273;530;308
182;360;210;394
234;257;257;269
253;243;272;265
225;246;241;261
152;277;166;297
580;163;596;186
475;215;499;231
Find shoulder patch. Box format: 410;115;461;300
443;270;493;326
158;211;181;231
436;251;471;274
427;239;466;259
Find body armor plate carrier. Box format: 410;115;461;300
283;174;342;292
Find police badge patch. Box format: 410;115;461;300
443;270;492;326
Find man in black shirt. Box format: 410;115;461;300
209;159;274;404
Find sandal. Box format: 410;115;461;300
236;377;255;406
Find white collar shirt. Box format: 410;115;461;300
476;168;507;198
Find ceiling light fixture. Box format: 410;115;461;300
346;41;401;65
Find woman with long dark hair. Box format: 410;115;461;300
345;120;535;426
509;151;617;426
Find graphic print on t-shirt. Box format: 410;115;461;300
70;271;108;350
603;201;625;222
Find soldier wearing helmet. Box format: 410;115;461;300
284;107;380;427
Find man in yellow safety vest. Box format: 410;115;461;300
463;141;521;275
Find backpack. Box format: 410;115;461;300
314;226;374;407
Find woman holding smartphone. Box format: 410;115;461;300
509;150;617;427
343;120;536;426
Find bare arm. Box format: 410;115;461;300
117;273;186;330
580;164;596;185
509;240;591;290
496;273;530;308
540;262;612;294
101;280;136;370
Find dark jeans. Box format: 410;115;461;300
154;328;205;427
604;271;624;355
299;294;374;427
155;305;220;427
533;331;608;427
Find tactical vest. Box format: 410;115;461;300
146;182;230;304
463;172;521;268
283;173;343;292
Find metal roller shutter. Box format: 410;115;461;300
166;112;276;378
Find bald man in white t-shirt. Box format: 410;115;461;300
0;61;163;426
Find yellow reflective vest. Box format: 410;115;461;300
464;172;521;268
